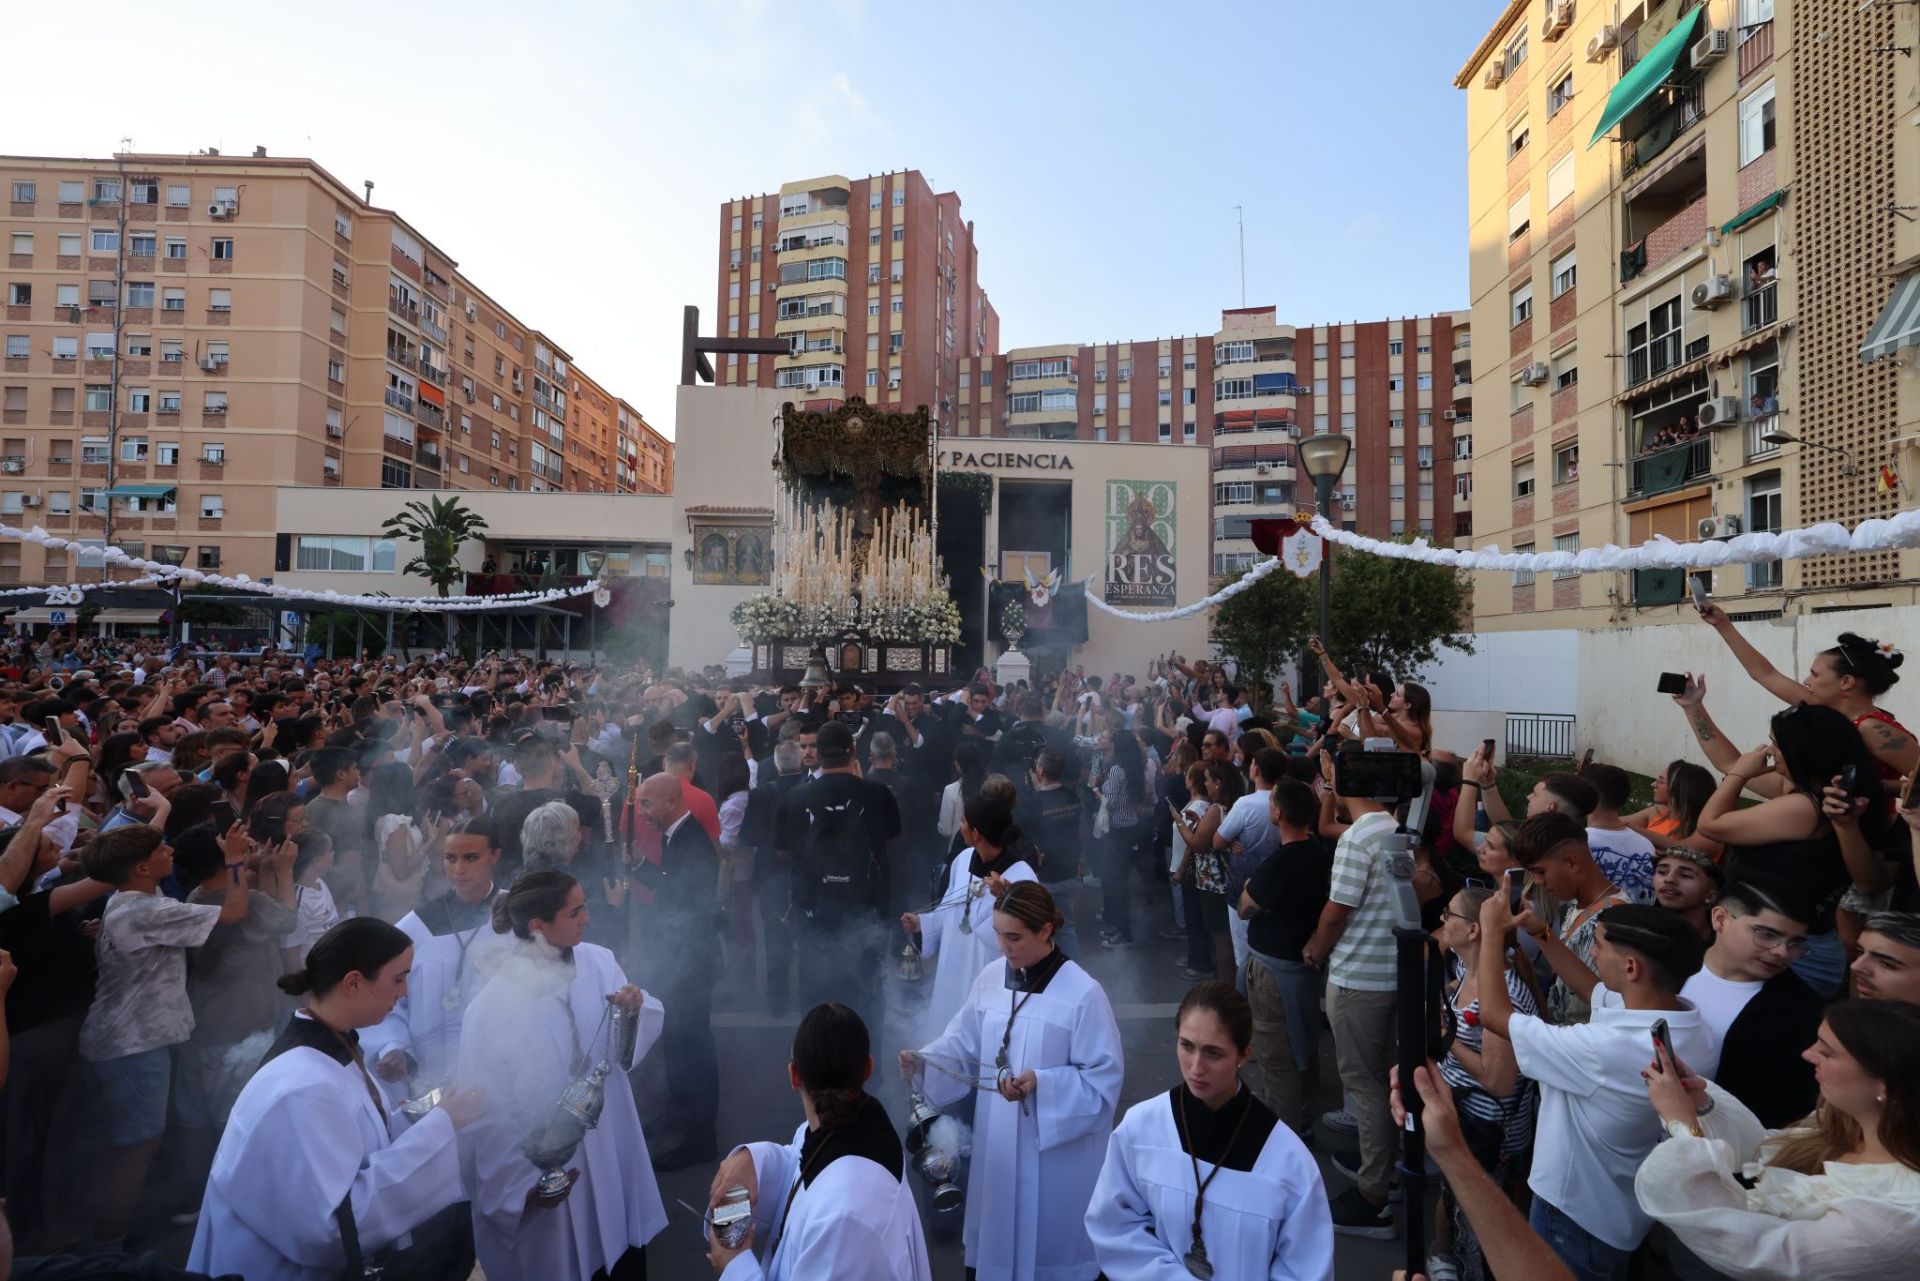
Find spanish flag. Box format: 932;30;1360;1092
1879;462;1902;494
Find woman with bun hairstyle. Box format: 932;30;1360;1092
705;1003;932;1279
903;881;1123;1281
457;867;666;1281
189;917;482;1281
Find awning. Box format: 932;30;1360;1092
91;609;165;625
417;381;446;407
1589;8;1705;148
104;483;176;499
1861;272;1920;363
1721;190;1786;235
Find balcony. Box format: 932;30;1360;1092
420;316;447;344
1622;81;1704;178
387;296;420;325
1628;436;1711;497
420;362;448;386
1213;408;1296;436
1743;281;1778;334
1211;443;1296;473
1745;412;1782;461
415;443;441;470
1626;333;1684;388
386;347;417;370
383;388;415;413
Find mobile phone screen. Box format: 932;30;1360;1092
1506;867;1526;916
1651;1017;1675;1066
43;716;62;746
1656;672;1690;696
1689;576;1710;610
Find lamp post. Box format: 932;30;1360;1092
582;548;607;665
153;543;189;648
1759;428;1858;475
1296;432;1353;647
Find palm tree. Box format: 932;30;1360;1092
381;496;490;597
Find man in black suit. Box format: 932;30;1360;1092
633;771;720;1170
740;738;809;1016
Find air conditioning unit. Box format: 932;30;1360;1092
197;356;220;371
0;460;22;474
1691;275;1735;309
465;302;478;321
887;378;901;390
1587;25;1620;61
1067;373;1078;384
1419;457;1434;470
1256;463;1273;475
1697;513;1743;540
1543;0;1573;40
729;262;738;273
326;423;343;438
21;495;38;507
1691;29;1730;68
207;201;235;219
1443;409;1457;421
1520;362;1550;386
1697;396;1743;428
1484;53;1507;88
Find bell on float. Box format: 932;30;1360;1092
798;645;832;690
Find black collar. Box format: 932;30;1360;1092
264;1011;358;1069
1168;1083;1278;1173
967;846;1014;878
417;885;498;936
1004;945;1068;994
798;1094;904;1187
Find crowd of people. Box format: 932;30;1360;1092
0;614;1913;1281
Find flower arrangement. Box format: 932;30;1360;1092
1000;597;1027;649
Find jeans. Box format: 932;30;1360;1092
1099;825;1143;941
1041;878;1081;958
1528;1197;1630;1281
1326;983;1396;1202
1244;952;1323;1131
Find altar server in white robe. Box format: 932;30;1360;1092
458;868;666;1281
366;817;510;1106
705;1002;932;1281
901;787;1037;1044
904;881;1123;1281
190;918;483;1281
1088;981;1334;1281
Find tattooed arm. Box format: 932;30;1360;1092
1858;716;1920;787
1674;676;1787;798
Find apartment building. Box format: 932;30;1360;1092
1457;0;1915;632
715;172;999;434
0;149;667;584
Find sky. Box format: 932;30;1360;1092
4;0;1503;439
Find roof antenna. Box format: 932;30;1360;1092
1235;205;1247;307
364;180;375;205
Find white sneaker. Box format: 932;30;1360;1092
1320;1107;1359;1135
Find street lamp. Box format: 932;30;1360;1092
1296;432;1353;646
582;548;607;665
1760;428;1858;475
153;544;189;648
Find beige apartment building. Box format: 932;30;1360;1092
0;149;669;585
1457;0;1918;632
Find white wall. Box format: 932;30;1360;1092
1411;629;1579;717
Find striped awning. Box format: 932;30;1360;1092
1861;272;1920;363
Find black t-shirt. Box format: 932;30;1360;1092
774;773;903;859
1014;785;1084;883
0;886;100;1034
1244;837;1333;962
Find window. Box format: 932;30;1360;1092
158;391;180;413
93;178;121;202
57;181;83;203
1745;341;1780;427
1455;473;1473;499
1313;344;1327;360
1739;81;1776;167
1626;296;1683;384
201;443;226;464
3;335;24;359
203;391;227;414
1513;459;1535;498
208;289;231;311
1417;444;1434;469
200;495;224;518
205;341;228;367
9;232;30;257
1183;387;1196;405
1506;26;1528;71
1158;358;1173;377
84;384;112;412
294;535;398;572
1507;194;1531;242
1551;250;1577;298
893;190;905;207
164;236;187;260
5;283;28;306
198;546;221;569
1552;532;1580;578
124;281;154;307
1508;121;1531;158
328;358;344;383
89;229;119;253
58;233;80;257
890;298;903;313
1158;421;1172;441
54;284;77;307
162;288;185;312
0;387;21;412
1339;377;1356;395
1416;372;1433;391
1158;389;1173;407
1553;442;1579;485
1513;542;1536;587
1555;362;1578;390
10;181;34;202
1118;391;1131;410
166;184;190;208
1388;340;1403;356
1418;410;1433;427
1548;70;1575;117
1511;282;1534;325
127;388;150;412
47;491;71;515
156;441;179;464
1740;0;1775;35
211;237;234;260
891;227;904;242
1340;341;1355;358
81;437;110;463
53;336;77;360
129;233;155;258
119;436;148;461
1746;471;1783;589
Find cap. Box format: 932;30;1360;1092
815;720;855;764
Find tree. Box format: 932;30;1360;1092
1211;539;1474;686
380;496;489;597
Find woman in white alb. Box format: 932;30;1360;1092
1088;981;1333;1281
904;881;1123;1281
1636;999;1920;1280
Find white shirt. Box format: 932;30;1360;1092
1681;965;1764;1062
1509;984;1717;1250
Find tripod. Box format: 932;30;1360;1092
1383;820;1455;1277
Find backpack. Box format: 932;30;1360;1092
797;787;881;928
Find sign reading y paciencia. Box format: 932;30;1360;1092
1105;480;1177;606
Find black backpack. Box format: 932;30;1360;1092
797;788;880;928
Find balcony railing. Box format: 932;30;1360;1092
383;388;414;413
386;348;416;370
1745;412;1782;461
1743;281;1778;334
1628;436;1711;496
1622;82;1705;176
420;316;448;344
1626;334;1684;388
1211;443;1295;470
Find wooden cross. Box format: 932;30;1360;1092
680;304;790;385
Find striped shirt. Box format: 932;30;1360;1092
1440;963;1541;1157
1327;810;1402;992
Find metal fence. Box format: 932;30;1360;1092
1507;712;1576;760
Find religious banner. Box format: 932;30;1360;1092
690;524;772;585
1105;480;1177;606
1282;525;1323;578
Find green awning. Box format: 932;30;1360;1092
1588;8;1705;148
104;484;176;499
1861;271;1920;363
1721;190;1785;235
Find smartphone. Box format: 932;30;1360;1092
1506;867;1526;916
1481;737;1496;759
1651;1016;1676;1068
1656;672;1690;696
541;704;574;722
1840;764;1859;792
117;771;149;805
1689;576;1710;611
43;716;62;747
